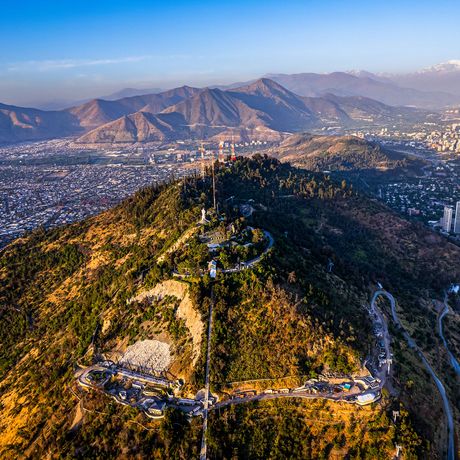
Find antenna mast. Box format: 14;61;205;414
218;141;225;163
211;150;217;210
199;143;206;179
230;131;236;161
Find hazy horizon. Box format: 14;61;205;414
2;0;460;107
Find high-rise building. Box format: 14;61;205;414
442;206;453;233
454;201;460;234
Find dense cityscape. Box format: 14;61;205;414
343;123;460;242
0;139;271;248
376;155;460;236
0;141;194;247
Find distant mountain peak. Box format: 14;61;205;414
233;77;298;98
102;87;164;100
241;77;285;89
200;86;224;96
419;60;460;73
251;77;282;87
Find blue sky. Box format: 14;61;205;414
1;0;460;106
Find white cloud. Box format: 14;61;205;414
7;55;152;72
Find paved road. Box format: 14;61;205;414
211;391;349;411
222;230;274;273
210;291;407;416
244;230;274;267
200;287;214;460
370;291;392;380
439;294;460;377
375;290;455;460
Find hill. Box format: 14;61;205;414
77;111;189;143
227;78;317;131
67;98;137;129
270;133;418;172
162;87;267;131
67;86;202;129
1;157;459;458
0;103;81;143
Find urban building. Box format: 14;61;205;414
441;206;453;232
454;201;460;234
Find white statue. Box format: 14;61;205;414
200;208;209;224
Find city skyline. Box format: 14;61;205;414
2;0;460;106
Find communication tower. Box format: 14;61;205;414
199;143;206;178
218;141;225;163
230;132;237;161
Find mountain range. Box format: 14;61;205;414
100;87;164;101
101;62;460;108
383;60;460;96
77;79;432;144
67;85;201;129
266;71;459;108
0;78;431;145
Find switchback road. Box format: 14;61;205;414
439;294;460;377
375;290;455;460
222;230;274;273
370;291;392;381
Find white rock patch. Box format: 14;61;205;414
119;340;171;373
129;280;204;367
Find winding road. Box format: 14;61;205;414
439;294;460;377
210;388;375;411
222;229;274;273
374;290;455;460
370;291;392;380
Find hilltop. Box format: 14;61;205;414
270;133;421;172
1;157;459;458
